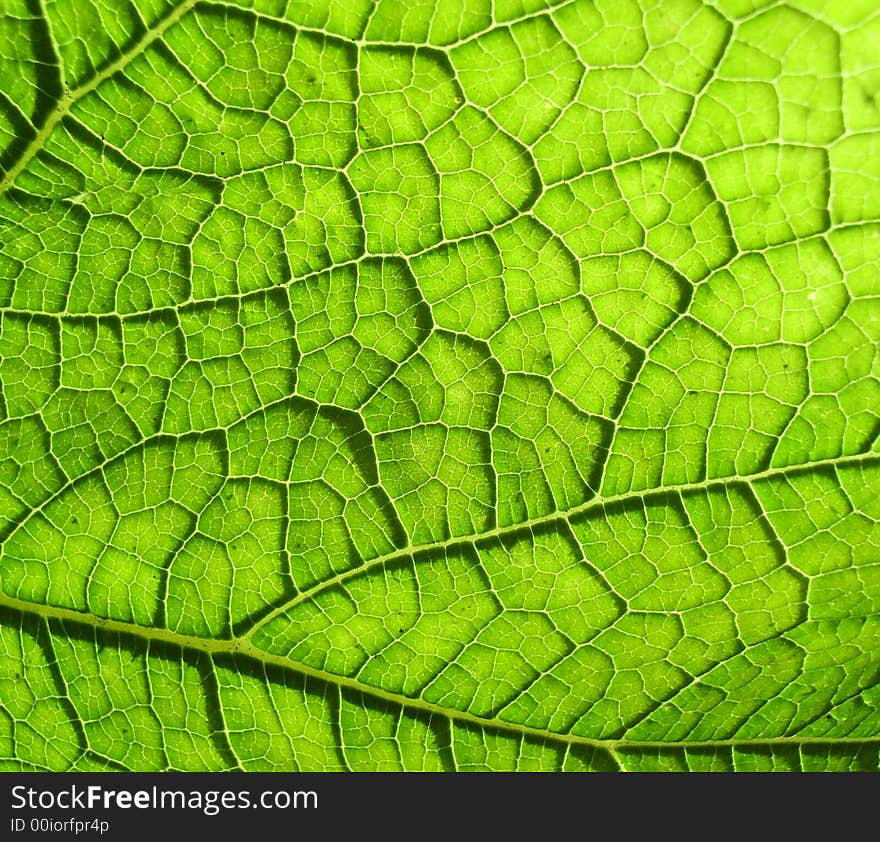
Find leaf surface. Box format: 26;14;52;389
0;0;879;771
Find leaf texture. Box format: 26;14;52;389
0;0;879;771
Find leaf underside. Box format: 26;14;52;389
0;0;878;772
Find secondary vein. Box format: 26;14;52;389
243;450;879;637
0;0;197;196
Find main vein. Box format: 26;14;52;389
0;588;876;754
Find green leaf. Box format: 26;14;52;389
0;0;878;772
